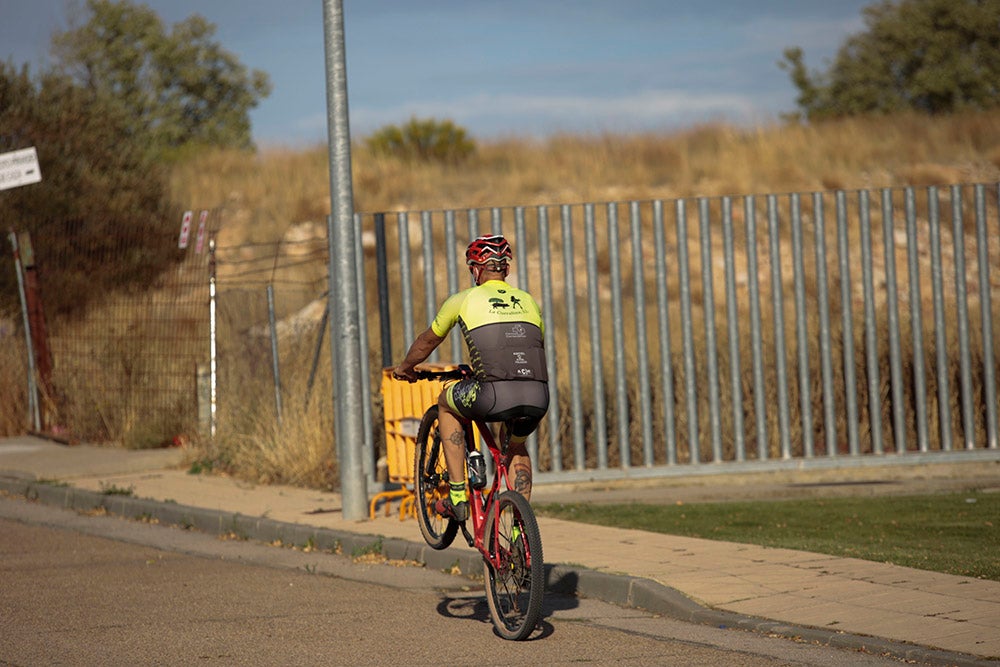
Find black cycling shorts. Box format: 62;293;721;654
444;379;549;437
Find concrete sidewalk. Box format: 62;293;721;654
1;434;998;666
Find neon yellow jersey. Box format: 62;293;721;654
431;280;547;382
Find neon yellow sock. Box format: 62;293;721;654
512;524;521;542
449;481;468;505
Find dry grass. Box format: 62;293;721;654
170;110;1000;237
0;323;29;435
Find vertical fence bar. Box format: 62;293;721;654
881;189;905;453
537;205;560;470
629;202;655;465
951;186;974;449
790;193;814;457
373;213;392;367
397;212;414;347
652;200;678;464
444;210;461;362
585;203;608;469
421;211;438;361
812;193;837;456
698;198;723;462
904;188;929;452
767;195;792;459
355;213;375;485
266;285;283;424
975;184;997;449
859;191;884;454
560;205;586;469
467;208;479;239
676;199;700;464
721;197;744;461
514;207;529;289
607;203;631;467
513;206;537;459
927;187;952;451
837;192;860;456
467;209;480;287
745;196;767;459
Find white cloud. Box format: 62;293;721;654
343;89;761;138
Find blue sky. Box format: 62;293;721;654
1;0;872;148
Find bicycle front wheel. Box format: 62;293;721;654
413;405;458;550
483;490;544;640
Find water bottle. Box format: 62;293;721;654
467;450;486;489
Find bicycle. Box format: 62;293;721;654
410;365;544;641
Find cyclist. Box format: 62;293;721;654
393;234;549;521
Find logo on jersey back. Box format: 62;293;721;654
505;324;526;338
488;293;526;313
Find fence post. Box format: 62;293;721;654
266;284;283;425
8;230;40;431
208;239;218;437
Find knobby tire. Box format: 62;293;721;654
483;490;544;640
414;405;458;550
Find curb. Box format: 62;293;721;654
1;475;993;667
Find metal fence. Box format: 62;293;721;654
5;182;999;483
3;208;212;445
2;210;334;448
367;183;1000;482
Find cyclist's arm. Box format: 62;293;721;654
394;327;445;380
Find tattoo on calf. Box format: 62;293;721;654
447;430;465;446
512;463;532;495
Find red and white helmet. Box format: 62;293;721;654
465;234;512;266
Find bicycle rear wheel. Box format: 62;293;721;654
413;405;458;550
483;490;544;640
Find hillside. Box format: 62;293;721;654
169;111;1000;244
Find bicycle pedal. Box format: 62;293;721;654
460;522;474;547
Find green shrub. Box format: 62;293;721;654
365;117;475;164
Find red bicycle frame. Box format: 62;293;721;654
458;417;518;570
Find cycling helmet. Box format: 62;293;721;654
465;234;512;266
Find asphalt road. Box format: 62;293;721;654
0;494;928;667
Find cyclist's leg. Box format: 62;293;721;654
435;388;467;485
506;435;532;501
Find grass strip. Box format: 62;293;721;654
535;491;999;581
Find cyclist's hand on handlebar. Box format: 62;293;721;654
392;365;418;383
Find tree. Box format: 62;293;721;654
0;61;176;318
780;0;1000;120
52;0;271;157
365;117;476;164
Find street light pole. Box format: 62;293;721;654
322;0;367;521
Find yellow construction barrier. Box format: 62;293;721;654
370;364;457;520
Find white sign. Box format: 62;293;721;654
178;210;192;249
195;210;208;253
0;147;42;192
